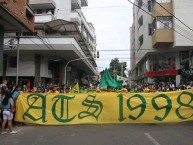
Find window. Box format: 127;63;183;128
156;17;172;29
138;35;143;49
156;0;172;3
138;15;143;29
138;0;142;8
148;23;153;35
8;56;17;68
152;0;172;7
151;17;173;32
148;0;152;12
149;53;175;71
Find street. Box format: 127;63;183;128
0;122;193;145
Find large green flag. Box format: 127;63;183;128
100;68;119;88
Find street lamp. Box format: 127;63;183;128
64;56;93;86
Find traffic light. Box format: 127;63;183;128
97;51;99;58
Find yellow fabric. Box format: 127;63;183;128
15;89;193;125
53;91;60;93
70;83;80;93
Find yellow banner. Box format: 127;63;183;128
15;90;193;125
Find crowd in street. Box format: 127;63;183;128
0;79;193;135
126;81;193;93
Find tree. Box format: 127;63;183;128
108;58;127;80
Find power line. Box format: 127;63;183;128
153;0;193;33
151;1;193;41
148;0;193;40
149;1;193;39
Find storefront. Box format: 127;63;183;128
178;51;193;82
144;53;177;83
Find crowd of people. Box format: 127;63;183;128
126;81;193;93
0;80;89;135
0;79;193;135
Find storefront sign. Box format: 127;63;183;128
145;70;177;77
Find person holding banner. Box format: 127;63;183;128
1;91;17;134
106;86;112;92
52;86;60;94
65;87;70;94
12;85;21;102
0;86;7;124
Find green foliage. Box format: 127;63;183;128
108;58;127;79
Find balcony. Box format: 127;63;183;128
29;0;56;10
152;29;174;48
70;11;81;25
35;13;54;23
152;3;172;17
81;15;94;38
81;0;88;7
0;0;35;32
72;0;81;9
26;3;34;23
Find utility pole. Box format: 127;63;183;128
16;32;21;85
121;62;123;77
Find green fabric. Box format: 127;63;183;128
100;68;120;88
80;89;88;93
116;80;123;89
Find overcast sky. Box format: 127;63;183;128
82;0;134;72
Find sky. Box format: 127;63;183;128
82;0;134;72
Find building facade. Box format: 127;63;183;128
0;0;35;80
130;0;193;85
3;0;97;87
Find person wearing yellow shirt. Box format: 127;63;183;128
122;85;128;92
65;87;71;94
52;86;60;93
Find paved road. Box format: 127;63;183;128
0;122;193;145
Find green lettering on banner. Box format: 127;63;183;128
127;94;146;120
152;94;172;121
78;95;103;121
52;95;76;123
176;91;193;120
117;94;126;122
23;94;47;123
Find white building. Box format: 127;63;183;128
3;0;97;87
130;0;193;85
